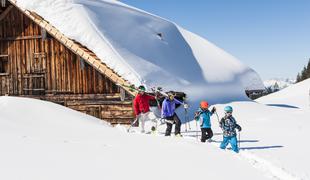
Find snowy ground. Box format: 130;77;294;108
1;79;310;180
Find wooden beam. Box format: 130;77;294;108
0;54;8;58
0;35;43;41
0;73;9;76
0;5;13;21
23;88;45;91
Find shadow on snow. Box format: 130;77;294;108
266;104;299;109
239;145;284;150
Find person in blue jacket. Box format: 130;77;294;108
219;106;242;153
194;101;216;142
161;92;183;136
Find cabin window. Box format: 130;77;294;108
0;55;8;74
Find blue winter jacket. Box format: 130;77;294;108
195;108;213;128
219;115;241;137
161;98;182;118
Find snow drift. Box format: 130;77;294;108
1;81;310;180
0;96;270;180
15;0;264;107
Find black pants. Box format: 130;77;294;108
165;114;181;136
201;128;213;142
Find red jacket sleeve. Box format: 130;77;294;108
133;96;140;116
146;94;156;101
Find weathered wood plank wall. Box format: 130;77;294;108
0;4;134;124
0;6;120;95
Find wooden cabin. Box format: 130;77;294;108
0;0;138;125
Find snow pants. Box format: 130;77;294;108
138;111;158;133
165;113;181;136
201;128;213;142
220;135;239;153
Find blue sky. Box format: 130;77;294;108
121;0;310;80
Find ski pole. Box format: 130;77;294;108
195;120;199;141
215;111;220;124
184;103;190;131
238;131;241;149
184;107;188;132
185;122;188;132
127;117;139;132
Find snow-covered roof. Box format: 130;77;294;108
12;0;264;106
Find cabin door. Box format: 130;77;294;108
23;52;47;95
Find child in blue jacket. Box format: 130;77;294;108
219;106;242;153
194;101;216;142
161;92;183;136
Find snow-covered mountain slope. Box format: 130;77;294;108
264;78;295;90
0;96;268;180
15;0;264;107
257;78;310;109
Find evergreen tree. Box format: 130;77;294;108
307;59;310;78
301;66;307;80
296;58;310;83
273;82;280;91
296;73;301;83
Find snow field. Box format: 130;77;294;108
1;78;310;180
0;96;267;180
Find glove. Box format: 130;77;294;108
154;92;160;98
211;107;216;113
194;112;200;119
237;126;242;132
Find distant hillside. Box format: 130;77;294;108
258;78;310;108
264;78;295;92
